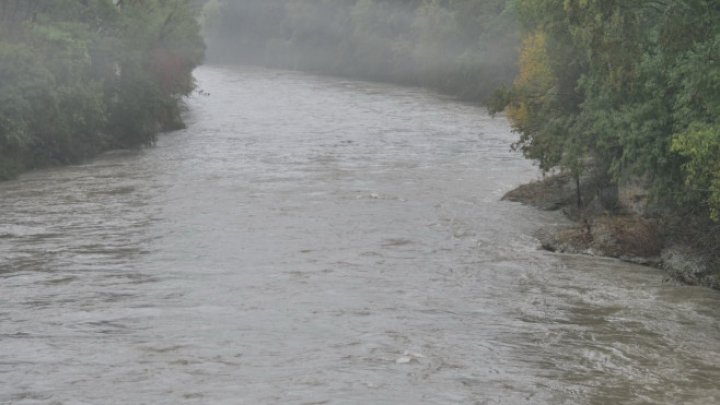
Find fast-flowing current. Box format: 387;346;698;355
1;66;719;405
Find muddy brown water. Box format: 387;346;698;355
1;66;719;404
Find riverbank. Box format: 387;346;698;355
505;174;720;289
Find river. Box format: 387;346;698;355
1;66;719;404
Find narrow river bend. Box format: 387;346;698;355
1;66;719;404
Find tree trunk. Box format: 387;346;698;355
575;172;582;208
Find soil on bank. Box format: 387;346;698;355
505;174;720;289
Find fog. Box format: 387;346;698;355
4;1;720;404
200;0;519;101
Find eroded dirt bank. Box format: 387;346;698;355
504;174;720;289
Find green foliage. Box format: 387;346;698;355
672;125;720;220
0;0;205;179
500;0;720;220
204;0;519;101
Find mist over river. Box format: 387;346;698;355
1;66;719;404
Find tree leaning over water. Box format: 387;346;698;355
0;0;205;179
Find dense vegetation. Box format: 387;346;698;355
492;0;720;226
0;0;205;179
203;0;519;102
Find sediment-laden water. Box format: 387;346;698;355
1;66;719;404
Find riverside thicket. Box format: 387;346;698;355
0;0;205;179
491;1;720;269
492;1;720;223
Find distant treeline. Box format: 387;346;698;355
203;0;519;102
0;0;204;179
491;0;720;224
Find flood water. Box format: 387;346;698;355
1;66;720;404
